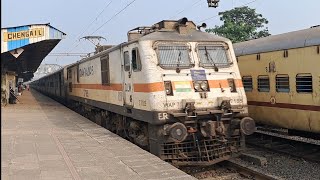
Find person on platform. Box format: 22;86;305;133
9;86;17;104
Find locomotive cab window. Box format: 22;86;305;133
124;51;130;71
296;74;313;93
258;75;270;92
101;54;110;85
242;76;253;92
132;48;141;71
197;44;230;68
276;75;290;92
157;44;191;69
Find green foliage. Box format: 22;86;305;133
206;6;270;43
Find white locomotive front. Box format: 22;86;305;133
60;18;256;165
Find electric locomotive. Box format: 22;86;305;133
32;18;255;166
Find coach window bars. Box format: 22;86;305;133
276;75;290;92
242;76;253;92
68;69;72;79
256;53;261;60
257;75;270;92
157;44;191;69
101;54;110;85
124;51;130;71
132;48;142;71
69;82;72;92
296;74;313;93
77;65;80;83
283;50;289;58
68;69;73;92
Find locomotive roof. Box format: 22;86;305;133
233;26;320;56
66;29;232;68
139;29;231;42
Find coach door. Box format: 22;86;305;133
122;47;134;107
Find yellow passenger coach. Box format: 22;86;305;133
234;26;320;134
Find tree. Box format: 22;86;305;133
206;6;270;43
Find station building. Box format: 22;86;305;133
1;23;66;105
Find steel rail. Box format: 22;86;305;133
224;160;282;180
246;131;320;163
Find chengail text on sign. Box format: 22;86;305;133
3;28;44;42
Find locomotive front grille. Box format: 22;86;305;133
160;137;242;165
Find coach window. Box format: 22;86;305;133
317;46;320;54
101;54;110;85
276;75;290;92
258;75;270;92
69;82;72;92
283;50;289;58
68;69;72;79
132;48;142;71
124;51;130;71
77;65;80;83
256;53;261;60
242;76;253;92
296;74;312;93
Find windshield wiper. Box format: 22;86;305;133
176;51;182;73
204;46;219;72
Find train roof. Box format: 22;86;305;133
31;63;75;82
132;19;231;43
66;20;232;68
139;29;230;42
233;26;320;56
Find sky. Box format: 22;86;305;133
2;0;320;66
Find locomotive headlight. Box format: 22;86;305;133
164;81;173;96
194;82;201;92
200;81;208;91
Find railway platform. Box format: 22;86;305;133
1;90;196;180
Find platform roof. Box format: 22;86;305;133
1;23;66;81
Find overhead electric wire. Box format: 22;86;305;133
91;0;138;35
197;0;259;23
55;0;113;61
58;0;137;61
48;53;88;57
76;0;113;39
169;0;202;19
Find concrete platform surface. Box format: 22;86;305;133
1;90;196;180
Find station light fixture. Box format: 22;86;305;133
207;0;220;8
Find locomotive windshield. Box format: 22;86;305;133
157;45;192;69
198;45;230;68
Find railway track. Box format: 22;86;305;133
223;160;280;180
246;130;320;163
180;159;281;180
